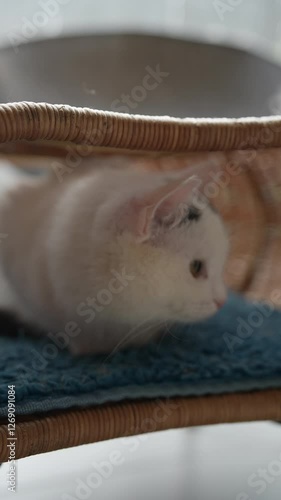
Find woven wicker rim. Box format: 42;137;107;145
1;102;281;461
1;102;281;152
1;390;281;462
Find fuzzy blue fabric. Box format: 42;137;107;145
0;292;281;417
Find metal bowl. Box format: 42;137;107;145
0;33;281;118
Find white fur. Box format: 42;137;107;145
0;160;229;354
0;163;27;311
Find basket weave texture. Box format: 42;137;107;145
1;102;281;461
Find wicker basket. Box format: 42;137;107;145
0;101;281;462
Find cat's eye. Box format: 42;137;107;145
190;259;205;279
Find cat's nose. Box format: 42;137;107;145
214;299;226;309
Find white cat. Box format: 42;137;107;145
0;158;228;355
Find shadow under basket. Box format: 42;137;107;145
1;101;281;462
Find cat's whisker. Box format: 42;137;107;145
131;319;167;341
159;319;182;343
155;323;169;351
165;323;183;341
102;318;152;363
122;319;169;353
102;318;169;364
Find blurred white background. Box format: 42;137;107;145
1;423;281;500
0;0;281;62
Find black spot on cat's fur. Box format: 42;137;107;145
179;205;201;225
187;205;201;221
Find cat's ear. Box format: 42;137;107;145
134;176;200;242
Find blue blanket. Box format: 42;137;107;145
0;292;281;417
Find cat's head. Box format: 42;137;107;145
108;175;228;324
